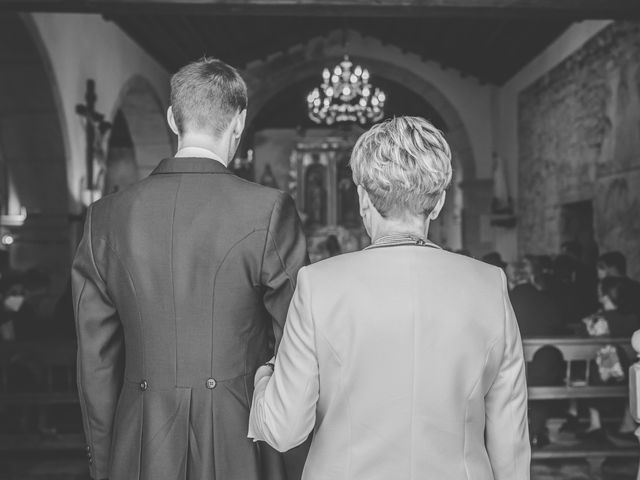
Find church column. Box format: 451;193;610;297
459;178;493;257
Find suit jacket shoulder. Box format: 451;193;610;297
88;170;289;240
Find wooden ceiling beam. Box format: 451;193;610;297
114;15;188;70
163;15;209;61
2;0;640;19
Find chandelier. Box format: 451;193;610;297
307;55;386;125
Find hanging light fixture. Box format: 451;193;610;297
307;55;386;126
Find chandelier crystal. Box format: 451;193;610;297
307;55;386;125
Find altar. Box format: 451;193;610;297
237;127;369;263
288;135;369;262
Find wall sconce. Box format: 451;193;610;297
0;206;27;227
1;233;14;246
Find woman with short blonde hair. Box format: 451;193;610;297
249;116;530;480
350;116;452;219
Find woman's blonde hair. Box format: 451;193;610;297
350;116;452;219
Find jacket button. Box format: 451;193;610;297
139;380;148;391
85;445;91;453
206;378;217;389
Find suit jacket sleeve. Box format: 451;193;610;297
72;205;124;480
485;270;531;480
261;192;308;351
249;267;319;452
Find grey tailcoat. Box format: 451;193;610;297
72;157;308;480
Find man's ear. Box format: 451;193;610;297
233;109;247;139
429;191;447;221
167;106;179;136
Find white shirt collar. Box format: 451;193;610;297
175;146;226;166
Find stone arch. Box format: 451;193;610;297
0;13;71;310
243;29;476;181
111;75;173;179
242;30;480;250
0;14;69;215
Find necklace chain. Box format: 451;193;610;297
366;233;438;250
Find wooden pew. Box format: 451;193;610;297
523;337;638;479
2;338;638;477
524;337;635;400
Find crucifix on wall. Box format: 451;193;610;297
76;79;111;206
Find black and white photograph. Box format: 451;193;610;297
0;1;640;479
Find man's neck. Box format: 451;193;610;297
176;146;225;164
177;133;228;165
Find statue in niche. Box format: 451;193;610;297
304;155;327;226
259;164;279;189
337;158;359;226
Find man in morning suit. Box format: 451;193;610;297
72;58;308;480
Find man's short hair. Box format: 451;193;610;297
598;251;627;276
350;116;452;219
170;58;247;137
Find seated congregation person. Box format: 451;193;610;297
324;234;341;258
550;254;591;327
508;259;566;337
597;251;640;319
583;276;640;338
248;117;530;480
527;346;565;448
2;269;50;341
508;260;566;447
561;240;599;311
570;276;640;442
481;251;507;272
528;255;555;293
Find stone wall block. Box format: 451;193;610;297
518;21;640;275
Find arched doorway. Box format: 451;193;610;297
0;13;70;314
243;30;476;181
243;33;476;251
246;71;465;253
111;75;173;180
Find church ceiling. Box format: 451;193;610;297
113;15;573;85
249;75;447;131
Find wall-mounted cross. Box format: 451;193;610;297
76;79;111;192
